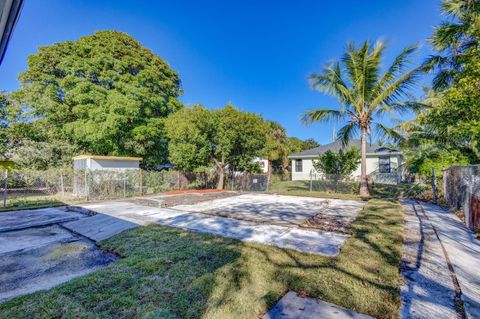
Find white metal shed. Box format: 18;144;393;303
73;155;142;170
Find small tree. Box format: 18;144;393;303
313;147;360;188
164;104;265;189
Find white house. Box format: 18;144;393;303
252;157;269;173
288;140;404;184
73;155;142;170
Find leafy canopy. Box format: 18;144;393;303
10;30;183;167
164;104;266;174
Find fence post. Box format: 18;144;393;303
60;174;65;197
432;168;438;204
465;166;474;229
139;169;143;196
84;169;89;201
309;171;313;192
443;169;447;203
3;170;7;208
123;171;127;198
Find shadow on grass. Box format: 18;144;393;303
0;200;403;319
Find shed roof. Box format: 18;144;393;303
288;139;401;158
72;155;142;161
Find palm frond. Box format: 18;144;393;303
431;22;467;51
301;109;345;125
370;66;422;110
373;44;418;98
308;62;356;106
336;121;358;146
374;123;405;144
385;101;427;115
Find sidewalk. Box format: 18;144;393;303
400;200;480;319
419;201;480;319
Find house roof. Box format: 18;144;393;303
0;0;24;64
288;139;401;158
72;155;142;161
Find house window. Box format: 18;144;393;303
379;156;391;173
295;159;303;172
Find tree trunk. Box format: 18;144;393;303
216;152;225;190
266;159;273;191
217;166;224;190
360;126;370;197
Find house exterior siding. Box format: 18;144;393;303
288;140;404;185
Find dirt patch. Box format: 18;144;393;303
300;201;364;234
164;189;227;195
301;213;356;234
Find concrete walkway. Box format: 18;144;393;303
65;194;361;256
419;201;480;319
400;200;480;319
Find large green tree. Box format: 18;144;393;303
165;104;266;189
302;41;422;196
10;30;183;167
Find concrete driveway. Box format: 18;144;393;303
0;208;117;303
65;193;366;256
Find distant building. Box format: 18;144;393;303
252;157;269;173
288;140;404;184
73;155;142;171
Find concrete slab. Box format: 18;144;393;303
72;195;357;256
0;229;117;303
0;225;73;255
0;208;85;232
400;200;458;319
418;201;480;319
262;291;373;319
172;194;365;227
62;214;138;242
156;212;348;256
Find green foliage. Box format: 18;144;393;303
302;138;320;150
400;49;480;165
10;30;183;167
313;147;361;177
164;105;212;172
165;104;266;187
426;0;480;90
406;146;469;176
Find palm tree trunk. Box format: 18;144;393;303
360;126;370;197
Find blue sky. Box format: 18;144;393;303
0;0;441;144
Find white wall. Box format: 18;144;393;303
73;158;140;170
252;157;269;173
291;154;403;184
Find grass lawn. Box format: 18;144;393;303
0;198;403;319
269;180;362;200
0;192;80;212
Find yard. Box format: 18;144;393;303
0;197;403;319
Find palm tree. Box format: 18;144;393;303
425;0;480;90
302;40;422;197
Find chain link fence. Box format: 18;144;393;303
306;172;359;193
443;165;480;230
1;168;268;209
